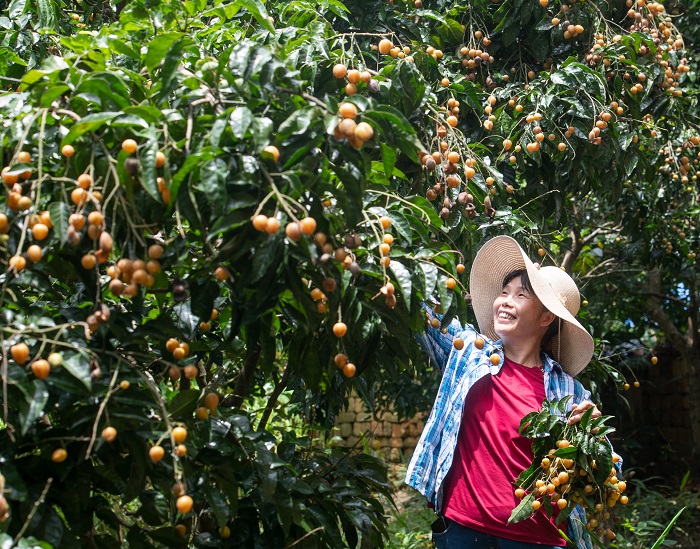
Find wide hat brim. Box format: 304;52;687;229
469;236;594;376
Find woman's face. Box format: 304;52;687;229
492;275;552;345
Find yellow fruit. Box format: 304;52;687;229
378;39;393;55
122;139;138;154
176;495;194;514
31;359;51;379
332;63;347;79
355;122;374;141
52;448;68;462
32;223;49;241
102;426;117;442
149;445;165;462
172;426;188;443
299;217;317;235
338;102;358;120
333;322;348;338
252;214;268;231
205;392;219;411
61;144;75;158
10;343;30;364
77;173;92;189
27;245;42;263
343;362;356;377
9;256;27;272
148;244;164;259
155;151;166;168
214;266;230;281
262;145;280;163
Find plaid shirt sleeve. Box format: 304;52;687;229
415;303;469;372
544;357;597;549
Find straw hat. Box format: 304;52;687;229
469;236;594;376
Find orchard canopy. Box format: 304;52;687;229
0;0;699;546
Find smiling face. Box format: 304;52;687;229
492;273;554;348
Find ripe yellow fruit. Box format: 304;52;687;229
445;277;456;289
149;445;165;462
176;495;194;514
285;222;302;242
342;362;356;378
252;214;268;231
651;356;658;365
333;322;348;338
148;244;164;259
299;217;317;235
338;102;358;120
27;245;42;263
77;173;93;189
32;223;49;241
102;426;117;442
61;144;75;158
262;145;280;163
453;338;464;350
52;448;68;462
9;255;27;272
10;343;30;364
489;354;501;365
205;392;219;411
214;266;230;281
155;151;166;168
172;426;188;444
378;39;393;55
332;63;347;79
31;359;51;379
354;122;374;141
122;139;138;154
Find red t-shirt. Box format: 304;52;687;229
442;357;566;545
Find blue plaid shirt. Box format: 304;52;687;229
405;307;594;549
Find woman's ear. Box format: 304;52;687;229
540;310;556;328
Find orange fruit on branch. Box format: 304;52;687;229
333;322;347;338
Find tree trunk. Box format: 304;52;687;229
647;269;700;464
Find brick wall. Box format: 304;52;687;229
335;391;427;463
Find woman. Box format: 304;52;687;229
406;236;602;549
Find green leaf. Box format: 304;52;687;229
19;381;49;435
61;113;120;146
417;261;438;296
145;33;186;73
8;0;27;19
235;0;275;32
389;261;412;309
229;106;253;140
203;485;231;527
380;143;397;179
48;201;70;245
61;352;92;390
36;0;57;29
508;492;536;524
139;127;161;203
168;390;200;419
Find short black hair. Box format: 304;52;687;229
502;269;560;348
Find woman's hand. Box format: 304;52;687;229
567;400;601;425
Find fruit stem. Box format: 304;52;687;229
84;366;121;459
259;167;303;222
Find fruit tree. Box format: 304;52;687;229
0;0;698;546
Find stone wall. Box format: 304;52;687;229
335;391;427;463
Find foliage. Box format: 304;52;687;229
509;396;625;541
0;0;698;546
613;473;700;548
